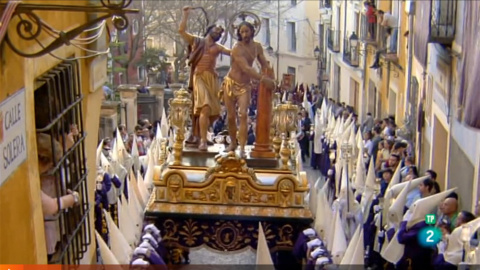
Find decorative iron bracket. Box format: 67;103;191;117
0;0;138;58
379;56;401;78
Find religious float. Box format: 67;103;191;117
144;11;312;265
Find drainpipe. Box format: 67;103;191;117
386;62;391;117
276;0;281;81
405;2;415;119
361;43;367;123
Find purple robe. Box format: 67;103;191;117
432;253;457;270
292;232;310;260
397;221;434;270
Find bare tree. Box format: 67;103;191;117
110;0;169;84
145;0;268;82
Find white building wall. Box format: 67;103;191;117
324;0;366;118
217;0;319;86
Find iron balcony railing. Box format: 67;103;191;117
376;25;399;53
327;29;340;52
360;14;376;41
343;36;360;67
429;0;456;44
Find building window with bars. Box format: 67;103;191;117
34;60;91;264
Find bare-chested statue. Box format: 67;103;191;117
179;6;230;151
222;21;276;157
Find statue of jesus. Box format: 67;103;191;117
222;21;276;157
179;6;231;151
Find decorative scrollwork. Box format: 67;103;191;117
100;0;134;9
16;12;42;41
0;2;138;58
112;14;129;31
153;216;308;253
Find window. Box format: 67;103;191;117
146;38;154;49
291;0;297;6
319;23;324;50
333;63;341;101
287;22;296;52
262;18;271;46
118;72;124;84
132;19;139;36
354;12;360;37
351;78;360;112
138;66;146;81
34;60;90;264
287;66;296;76
368;80;377;117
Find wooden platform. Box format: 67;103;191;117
182;144;278;169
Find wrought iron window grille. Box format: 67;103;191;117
35;59;90;264
0;0;138;58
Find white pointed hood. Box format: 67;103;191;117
161;107;169;138
103;208;133;263
443;218;480;265
340;225;361;265
365;157;376;191
309;177;320;218
314;182;333;240
388;180;411;226
95;231;121;265
256;222;274;266
356;128;363;150
387;176;429;199
350;227;365;266
137;171;151;205
118;195;137;247
131;135;140;173
406;188;457;229
354;149;366;194
381;230;404;264
331;210;348;264
143;149;155;190
96;139;104;168
444;224;468;265
339;162;355;211
128;177;144;237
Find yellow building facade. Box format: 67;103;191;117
318;0;479;211
0;0;134;264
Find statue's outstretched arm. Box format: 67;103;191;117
219;45;231;56
179;7;195;46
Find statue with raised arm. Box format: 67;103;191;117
222;21;276;157
179;6;231;151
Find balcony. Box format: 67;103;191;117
343;33;360;67
327;29;340;52
320;0;331;9
429;0;456;44
360;14;376;42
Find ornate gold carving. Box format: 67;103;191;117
167;174;183;202
154;217;309;253
153;150;309;210
279;179;293;207
154;168;308;209
205;151;258;182
276;224;294;246
179;219;202;246
169;87;192;166
147;202;313;219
